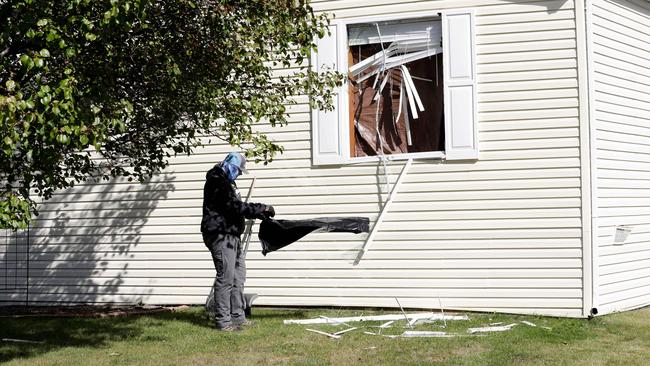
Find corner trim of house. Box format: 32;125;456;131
575;0;597;317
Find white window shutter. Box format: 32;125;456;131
442;10;478;160
311;23;346;165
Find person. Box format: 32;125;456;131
201;152;275;331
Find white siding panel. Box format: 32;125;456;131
591;0;650;314
0;0;585;317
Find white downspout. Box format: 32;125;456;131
575;0;598;317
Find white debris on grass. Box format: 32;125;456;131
318;316;352;327
437;296;448;328
305;328;341;339
333;327;358;336
284;312;469;325
467;323;518;334
412;318;447;326
291;312;554;339
395;298;412;328
400;331;454;338
407;317;421;327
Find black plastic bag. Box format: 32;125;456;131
259;217;370;255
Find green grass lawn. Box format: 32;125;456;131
1;306;649;365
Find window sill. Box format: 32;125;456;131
346;151;445;164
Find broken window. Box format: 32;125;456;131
347;18;444;158
311;11;477;165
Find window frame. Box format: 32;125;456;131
333;11;447;164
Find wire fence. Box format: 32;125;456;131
0;227;30;305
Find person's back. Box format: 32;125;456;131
201;164;249;236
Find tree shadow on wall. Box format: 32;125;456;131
2;173;176;306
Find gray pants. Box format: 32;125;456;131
203;232;246;329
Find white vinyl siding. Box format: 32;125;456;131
590;0;650;314
0;0;586;317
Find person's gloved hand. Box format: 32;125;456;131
262;205;275;220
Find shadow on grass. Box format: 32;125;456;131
0;306;309;363
0;316;145;363
0;312;184;363
149;306;311;328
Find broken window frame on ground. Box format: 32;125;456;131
311;10;478;165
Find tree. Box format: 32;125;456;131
0;0;342;229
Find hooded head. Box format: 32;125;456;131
220;152;248;182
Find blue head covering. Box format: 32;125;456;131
220;152;247;182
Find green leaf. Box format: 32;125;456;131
79;135;89;145
37;19;48;27
19;54;31;67
81;17;93;29
56;134;70;145
3;136;12;145
40;49;51;58
46;31;58;42
5;80;16;91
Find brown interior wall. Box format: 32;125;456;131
349;44;445;157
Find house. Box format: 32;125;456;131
1;0;649;318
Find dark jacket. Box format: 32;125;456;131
201;165;267;235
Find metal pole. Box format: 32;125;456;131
242;177;257;256
4;229;7;290
14;230;17;289
25;223;29;307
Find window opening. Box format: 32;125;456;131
347;18;445;158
